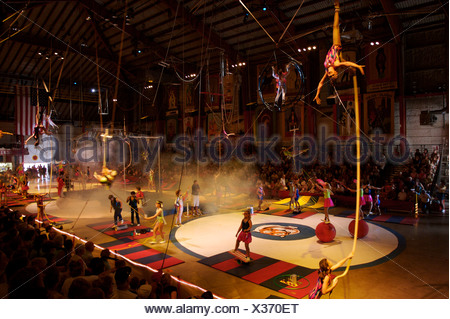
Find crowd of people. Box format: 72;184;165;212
0;205;213;299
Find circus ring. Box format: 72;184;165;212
170;211;405;270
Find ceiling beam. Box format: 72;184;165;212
378;0;402;43
82;7;134;83
163;0;242;63
77;0;168;63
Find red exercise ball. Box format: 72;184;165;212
315;222;336;243
348;219;369;238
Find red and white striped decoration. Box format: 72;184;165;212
15;86;35;136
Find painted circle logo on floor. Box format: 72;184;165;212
252;222;315;240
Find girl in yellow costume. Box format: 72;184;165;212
144;200;166;244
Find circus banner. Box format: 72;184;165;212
364;91;395;137
365;43;398;92
165;85;179;116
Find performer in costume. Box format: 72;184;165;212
126;191;140;226
256;182;265;211
363;182;383;215
234;209;253;260
108;195;124;227
313;0;365;105
272;64;291;108
309;252;353;299
93;166;118;188
315;180;334;223
144;200;166;244
57;172;65;197
34;193;48;222
136;186;145;218
174;189;183;227
0;182;7;206
342;180;366;219
191;180;201;216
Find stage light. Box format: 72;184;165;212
262;0;267;11
91;88;96;93
313;46;316;49
308;47;311;50
73;82;77;85
375;41;380;45
370;42;374;46
112;98;117;102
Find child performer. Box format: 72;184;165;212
174;189;183;227
136;186;145;217
234;209;253;261
289;181;295;210
108;195;123;227
256;182;265;211
343;180;366;219
313;0;365;105
34;193;48;222
272;64;291;108
309;252;354;299
144;200;166;244
315;180;334;223
126;191;140;226
363;182;383;215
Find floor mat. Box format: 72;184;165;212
198;251;316;299
91;228;184;270
87;220;155;240
6;192;54;207
335;210;419;225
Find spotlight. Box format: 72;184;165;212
370;42;374;46
313;46;317;50
112;98;117;102
303;48;306;51
298;49;301;52
73;82;77;85
91;88;96;93
375;41;380;45
262;0;267;11
308;47;311;50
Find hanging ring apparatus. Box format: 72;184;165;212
258;56;305;112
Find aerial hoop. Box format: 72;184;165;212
258;57;305;112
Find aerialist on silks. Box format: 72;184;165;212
313;0;365;105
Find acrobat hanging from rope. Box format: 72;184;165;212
93;129;118;188
272;63;291;109
24;105;58;147
313;0;365;105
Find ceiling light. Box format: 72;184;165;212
313;46;316;50
308;47;311;50
370;42;374;46
375;41;380;45
91;88;96;93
